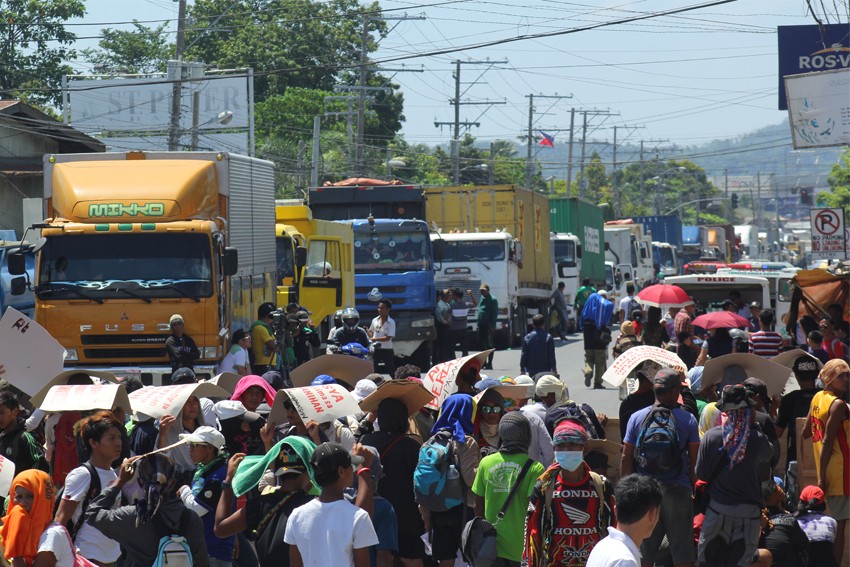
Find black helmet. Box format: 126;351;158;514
334;309;344;328
341;307;360;331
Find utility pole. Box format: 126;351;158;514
525;93;571;190
576;109;618;199
310;116;321;188
167;0;187;151
435;59;507;184
566;109;575;196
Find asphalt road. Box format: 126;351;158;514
475;331;621;418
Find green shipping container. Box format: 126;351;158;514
549;197;606;283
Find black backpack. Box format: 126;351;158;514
53;462;101;539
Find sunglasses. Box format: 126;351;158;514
480;405;503;415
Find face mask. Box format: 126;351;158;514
555;451;584;471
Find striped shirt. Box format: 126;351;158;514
748;330;784;357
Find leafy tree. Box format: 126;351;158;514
0;0;85;106
821;148;850;222
82;21;172;74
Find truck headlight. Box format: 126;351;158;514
65;348;79;362
411;318;434;328
202;347;219;359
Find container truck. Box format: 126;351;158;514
628;215;683;276
274;201;354;330
308;181;435;368
8;151;276;385
425;185;551;348
548;197;605;328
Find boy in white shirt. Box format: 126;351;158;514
284;442;378;567
218;329;252;375
586;474;663;567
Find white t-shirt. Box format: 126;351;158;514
38;522;75;567
219;345;248;374
284;498;379;567
63;465;122;562
586;526;641;567
369;316;396;350
618;296;634;316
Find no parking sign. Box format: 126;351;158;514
810;207;846;260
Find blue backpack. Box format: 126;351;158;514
634;406;682;480
414;430;463;511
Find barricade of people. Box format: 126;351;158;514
0;346;845;567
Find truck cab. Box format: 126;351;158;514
550;232;581;330
652;241;680;277
1;235;35;318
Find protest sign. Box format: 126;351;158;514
0;307;66;396
39;384;131;414
422;350;493;410
601;346;686;388
30;369;118;407
269;384;359;425
0;455;14;496
129;382;230;420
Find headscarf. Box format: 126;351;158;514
720;407;752;469
535;375;568;408
431;393;476;442
499;411;531;453
135;454;176;526
477;389;504;448
820;359;849;388
376;398;409;435
231;374;277;407
231;436;317;497
553;419;589;446
581;292;614;328
687;366;704;393
1;470;56;563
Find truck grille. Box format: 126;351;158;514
82;334;169;345
84;348;167;359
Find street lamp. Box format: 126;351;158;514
387;158;405;179
190;110;234;150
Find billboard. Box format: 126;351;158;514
785;68;850;149
777;24;850;110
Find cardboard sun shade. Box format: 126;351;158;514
39;384;131;414
129;382;231;420
289;354;375;388
269;384;361;425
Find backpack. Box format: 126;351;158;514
413;430;463;512
53;462;101;539
544;402;599;439
634;406;683;479
152;507;194;567
3;426;49;474
626;297;642;322
50;411;84;488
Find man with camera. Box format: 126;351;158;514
292;310;321;367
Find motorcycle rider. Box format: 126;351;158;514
331;308;371;350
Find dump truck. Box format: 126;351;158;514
274;201;354;330
9;151;276;385
425;185;551;348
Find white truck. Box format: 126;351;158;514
604;224;654;308
550;232;581;330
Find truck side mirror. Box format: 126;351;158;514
223;247;238;276
10;276;26;296
295;246;307;268
7;252;25;276
577;244;583;259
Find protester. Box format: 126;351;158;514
473;385;505;458
676;332;700;370
534;375;606;439
621;368;699;567
332;308;371;350
612;321;643;400
806;330;830;365
749;302;762;332
775;355;822;475
449;288;471;358
156;393;205;485
741;377;781;469
292;311;321;368
1;470;74;567
283;442;378;567
550;282;569;340
574;279;596;331
674;303;696;343
472;412;545;567
520;314;557;377
433;289;452;364
250;302;279;374
166;313;201;372
368;299;397;376
54;411;123;566
795;485;839;567
759;480;809;567
524;420;615;567
819;318;846;361
473;285;498;370
804;358;849;564
582;292;614;390
86;454;210;567
617;369;654;440
696;384;773;567
748;309;784;358
586;474;663;567
0;391;47;476
641;307;669;348
219;329;252;376
618;283;638;324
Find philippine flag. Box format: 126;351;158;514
538;131;555;147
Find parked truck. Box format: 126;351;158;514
425;185;551;348
274;201;354;330
308;181;435;368
548;197;606;328
628;215;683;277
9;151;276;385
1;231;35;318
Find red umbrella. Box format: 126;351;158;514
636;284;693;308
691;311;750;330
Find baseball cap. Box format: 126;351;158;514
213;400;261;422
799;485;825;506
792;356;819;380
653;368;680;391
169;314;184;326
479;284;489;291
275;445;308;478
742;377;768;401
310;442;364;484
170;367;197;385
179;426;225;450
716;384;757;412
296;310;310;321
352;379;377;402
311;375;336;386
474;377;501;392
749;301;761;308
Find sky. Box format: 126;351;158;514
69;0;845;152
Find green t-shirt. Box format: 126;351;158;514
471;452;545;562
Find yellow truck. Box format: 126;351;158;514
425;185;552;348
9;151;276;385
274;201;354;327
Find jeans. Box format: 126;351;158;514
450;328;469;358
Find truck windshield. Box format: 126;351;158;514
276;236;295;283
37;233;213;299
553;240;576;266
654;246;676;270
354;231;432;273
433;239;505;263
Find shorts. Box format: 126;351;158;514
827;495;850;520
429;505;472;560
698;501;762;567
396;530;427;559
640;483;696;564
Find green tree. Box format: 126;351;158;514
82;21;172;74
821;148;850;222
0;0;86;106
